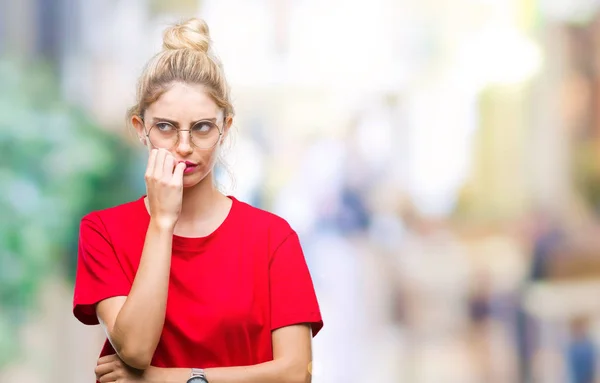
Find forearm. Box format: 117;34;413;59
112;219;174;367
147;359;309;383
205;360;309;383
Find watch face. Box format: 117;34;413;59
187;378;207;383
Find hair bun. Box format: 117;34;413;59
163;18;211;53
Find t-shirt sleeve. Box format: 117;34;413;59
269;231;323;337
73;213;131;325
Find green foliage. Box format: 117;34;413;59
573;141;600;214
0;59;142;366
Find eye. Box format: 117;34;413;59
155;122;176;132
192;121;215;134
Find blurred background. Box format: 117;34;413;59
4;0;600;382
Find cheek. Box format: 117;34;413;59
183;146;221;184
201;145;221;168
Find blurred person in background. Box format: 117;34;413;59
516;211;564;381
567;316;596;383
72;18;322;383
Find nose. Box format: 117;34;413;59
175;130;194;156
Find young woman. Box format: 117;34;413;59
73;17;323;383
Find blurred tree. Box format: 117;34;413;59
0;59;141;367
573;141;600;214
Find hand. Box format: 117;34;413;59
95;354;146;382
145;148;186;229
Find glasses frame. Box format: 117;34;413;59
140;116;223;150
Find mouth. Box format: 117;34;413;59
180;161;198;174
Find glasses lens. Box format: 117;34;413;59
147;121;222;149
148;122;178;149
190;121;221;149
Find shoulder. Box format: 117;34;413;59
80;196;146;231
232;197;295;243
234;197;292;229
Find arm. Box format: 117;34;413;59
96;149;185;370
146;324;313;383
97;219;174;370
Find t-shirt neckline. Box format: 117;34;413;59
136;195;238;250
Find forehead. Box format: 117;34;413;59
146;82;220;120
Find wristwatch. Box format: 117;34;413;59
186;368;208;383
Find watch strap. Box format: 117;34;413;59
187;368;208;383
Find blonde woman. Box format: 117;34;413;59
73;18;323;383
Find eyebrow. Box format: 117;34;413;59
151;117;218;126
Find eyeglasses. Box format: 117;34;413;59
143;119;223;150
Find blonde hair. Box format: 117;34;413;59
128;18;234;121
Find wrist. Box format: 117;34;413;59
144;366;191;382
149;217;177;232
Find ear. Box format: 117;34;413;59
221;115;233;144
131;115;147;146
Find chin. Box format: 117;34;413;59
182;177;202;188
182;181;199;188
182;170;210;188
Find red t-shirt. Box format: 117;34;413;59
73;196;323;372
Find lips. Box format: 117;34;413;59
179;161;198;174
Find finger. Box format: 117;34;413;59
163;154;175;178
98;371;118;383
97;354;119;365
95;361;115;376
172;162;186;182
145;149;158;179
153;149;168;178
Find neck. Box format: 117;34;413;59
178;172;225;224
